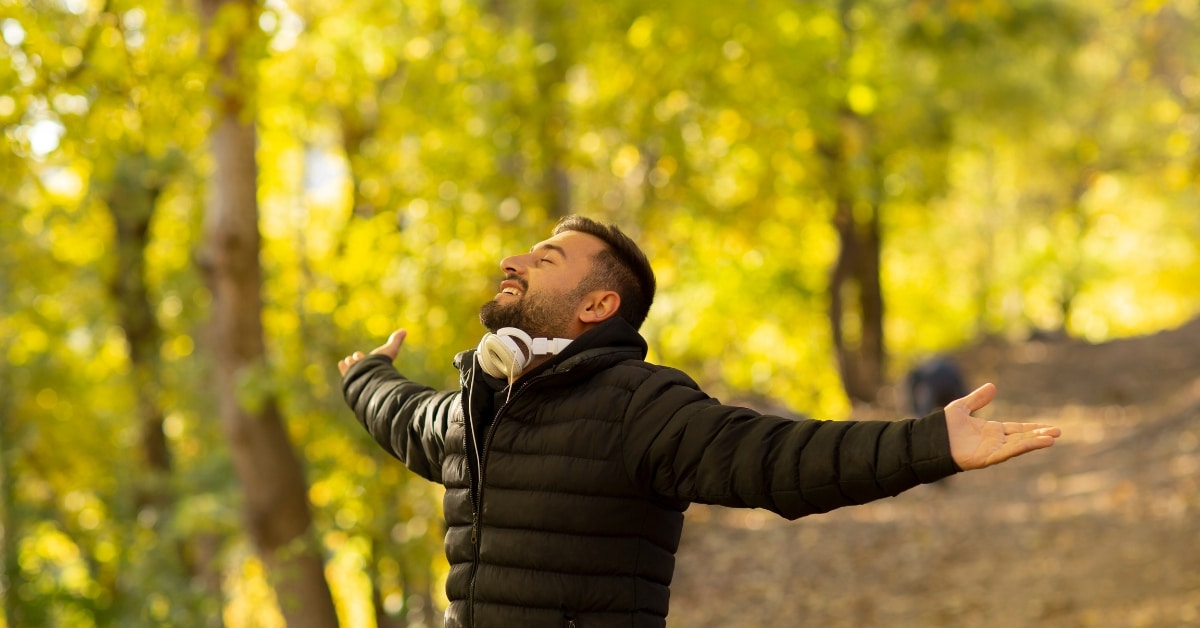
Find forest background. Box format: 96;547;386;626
3;0;1199;626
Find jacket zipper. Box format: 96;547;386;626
465;367;538;624
460;370;481;626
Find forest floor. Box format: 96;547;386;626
668;317;1200;627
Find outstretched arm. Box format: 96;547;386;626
946;383;1061;471
623;366;963;520
339;329;457;484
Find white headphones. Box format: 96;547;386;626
476;327;572;381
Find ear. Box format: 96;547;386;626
577;290;621;324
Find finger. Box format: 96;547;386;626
338;352;365;375
991;431;1058;464
372;329;407;361
1001;422;1062;438
948;382;997;414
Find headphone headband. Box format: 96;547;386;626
530;336;572;356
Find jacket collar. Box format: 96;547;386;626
454;318;648;384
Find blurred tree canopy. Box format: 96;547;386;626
2;0;1198;625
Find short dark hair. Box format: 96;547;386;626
553;215;656;330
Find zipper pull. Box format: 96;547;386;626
470;523;478;545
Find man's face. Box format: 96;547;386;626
479;230;606;339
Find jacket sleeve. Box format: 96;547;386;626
622;367;961;520
342;354;459;484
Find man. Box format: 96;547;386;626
339;215;1060;628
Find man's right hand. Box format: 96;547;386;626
338;329;407;375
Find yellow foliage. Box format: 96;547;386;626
5;0;1200;624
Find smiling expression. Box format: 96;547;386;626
479;231;610;339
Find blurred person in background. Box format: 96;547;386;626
906;356;970;418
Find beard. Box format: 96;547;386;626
479;282;579;339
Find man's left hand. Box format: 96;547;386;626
945;383;1061;471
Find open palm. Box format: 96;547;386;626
946;383;1061;471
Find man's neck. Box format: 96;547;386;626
520;354;556;378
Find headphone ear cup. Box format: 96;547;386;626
477;330;531;379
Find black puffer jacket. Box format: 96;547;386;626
343;318;960;627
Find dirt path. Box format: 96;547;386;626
668;319;1200;627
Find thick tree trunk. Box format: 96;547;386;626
826;0;886;404
198;1;338;625
828;187;885;404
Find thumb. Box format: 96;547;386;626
947;382;997;416
371;329;407;361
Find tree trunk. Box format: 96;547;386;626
534;0;571;218
857;148;886;399
490;0;572;219
825;0;886;404
828;181;885;404
1;370;19;628
198;1;338;626
369;537;403;628
1057;172;1096;336
105;153;229;624
105;155;173;509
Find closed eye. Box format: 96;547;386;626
530;243;568;262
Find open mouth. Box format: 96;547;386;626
498;279;524;297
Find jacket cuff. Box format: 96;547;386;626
341;353;395;396
910;410;963;482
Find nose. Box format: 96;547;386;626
500;252;532;275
